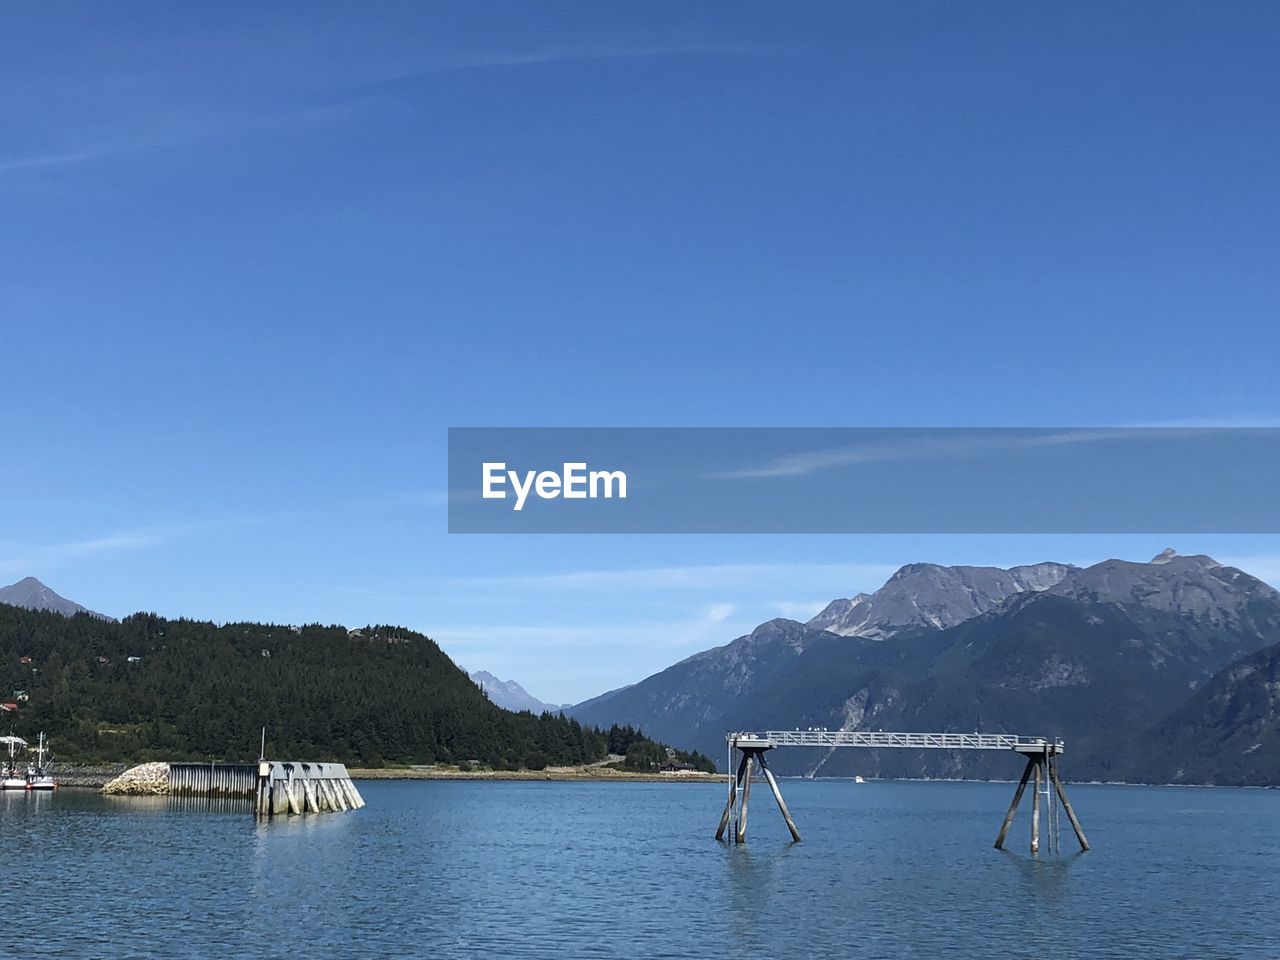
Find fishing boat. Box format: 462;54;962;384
25;733;56;791
0;735;27;790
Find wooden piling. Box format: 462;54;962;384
757;753;801;843
994;757;1035;850
716;752;749;841
271;780;288;817
1030;757;1042;854
735;752;755;844
1049;758;1090;852
344;779;366;809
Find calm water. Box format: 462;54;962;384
5;779;1277;959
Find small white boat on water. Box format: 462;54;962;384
854;776;865;784
25;733;56;791
0;735;27;790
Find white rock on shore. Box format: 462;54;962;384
102;761;170;795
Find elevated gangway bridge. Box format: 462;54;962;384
717;729;1087;855
740;730;1065;753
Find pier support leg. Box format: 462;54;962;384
994;758;1035;850
716;751;748;841
1049;758;1090;852
1031;757;1043;855
757;753;801;843
303;779;319;814
735;751;755;844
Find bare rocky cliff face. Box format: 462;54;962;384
807;561;1075;638
1045;552;1279;626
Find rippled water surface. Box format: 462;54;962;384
6;779;1278;959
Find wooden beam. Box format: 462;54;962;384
735;750;756;844
1030;757;1042;854
994;757;1035;850
1050;758;1091;852
715;751;748;841
757;752;801;842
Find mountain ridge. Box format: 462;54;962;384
806;561;1076;638
0;577;112;621
469;670;569;714
571;551;1280;784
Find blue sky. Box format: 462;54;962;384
2;3;1278;703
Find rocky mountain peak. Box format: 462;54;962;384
1047;552;1274;624
807;560;1075;639
0;577;111;620
468;670;567;714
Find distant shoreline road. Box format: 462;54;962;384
56;763;723;790
348;766;723;783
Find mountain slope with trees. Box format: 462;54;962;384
1124;638;1280;785
0;602;711;771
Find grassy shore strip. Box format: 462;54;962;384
348;765;723;783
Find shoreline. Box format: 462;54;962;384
347;766;722;783
48;763;1280;791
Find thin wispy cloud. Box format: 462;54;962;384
772;600;831;620
0;100;362;177
2;38;773;178
0;515;268;578
412;41;769;74
0;530;160;577
431;601;747;653
711;427;1221;480
446;561;897;593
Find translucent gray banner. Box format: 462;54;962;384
447;427;1280;534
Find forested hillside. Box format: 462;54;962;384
1124;639;1280;785
0;604;710;770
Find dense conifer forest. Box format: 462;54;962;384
0;604;713;772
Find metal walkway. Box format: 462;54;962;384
717;728;1087;853
729;730;1065;754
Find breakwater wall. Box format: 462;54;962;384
170;762;258;797
102;760;365;816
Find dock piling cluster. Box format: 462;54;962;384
994;745;1089;854
254;761;365;818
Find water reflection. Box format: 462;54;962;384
999;848;1088;914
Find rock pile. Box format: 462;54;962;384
101;761;170;795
